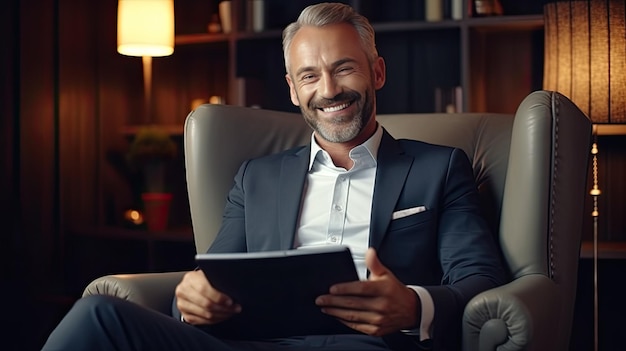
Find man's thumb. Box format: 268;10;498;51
366;247;388;278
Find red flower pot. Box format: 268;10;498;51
141;192;173;232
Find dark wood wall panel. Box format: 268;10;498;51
601;137;626;241
161;43;230;120
470;28;544;114
175;0;218;35
58;0;100;234
19;0;59;289
1;0;19;279
95;0;137;227
1;10;25;351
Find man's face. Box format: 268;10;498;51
285;23;385;145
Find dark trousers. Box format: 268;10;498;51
42;295;392;351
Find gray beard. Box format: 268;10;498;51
304;111;364;143
301;90;374;144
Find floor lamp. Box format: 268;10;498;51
543;1;626;350
117;0;175;231
117;0;175;124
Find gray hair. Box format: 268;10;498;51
282;2;378;73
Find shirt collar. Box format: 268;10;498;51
308;123;383;171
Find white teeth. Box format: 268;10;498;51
322;103;350;112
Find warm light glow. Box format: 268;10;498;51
543;0;626;123
130;210;140;221
124;209;144;225
117;0;175;57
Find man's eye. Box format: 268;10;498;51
302;74;315;81
337;67;353;74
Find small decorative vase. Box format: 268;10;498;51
473;0;503;17
219;0;232;33
141;192;173;232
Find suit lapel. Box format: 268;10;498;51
274;132;412;251
369;130;413;250
278;145;310;249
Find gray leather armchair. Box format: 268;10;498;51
84;90;591;351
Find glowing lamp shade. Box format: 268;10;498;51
543;0;626;123
117;0;174;57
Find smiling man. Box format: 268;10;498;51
43;3;505;351
284;21;383;151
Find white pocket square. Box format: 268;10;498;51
392;206;427;220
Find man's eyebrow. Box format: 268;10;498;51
294;58;358;77
295;66;316;77
331;58;357;69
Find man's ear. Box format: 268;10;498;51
285;74;300;106
373;57;386;90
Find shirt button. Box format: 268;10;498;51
334;204;342;212
329;236;338;243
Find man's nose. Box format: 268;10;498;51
319;73;342;99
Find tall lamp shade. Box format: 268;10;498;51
543;0;626;124
117;0;174;57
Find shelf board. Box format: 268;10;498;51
174;14;544;45
373;19;461;33
177;30;287;44
465;14;544;30
235;29;284;40
594;124;626;136
175;33;229;45
122;125;184;136
580;241;626;259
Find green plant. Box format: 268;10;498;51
127;126;177;168
127;126;177;193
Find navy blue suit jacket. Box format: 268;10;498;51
208;128;506;348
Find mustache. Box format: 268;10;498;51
309;91;361;109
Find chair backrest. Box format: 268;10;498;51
184;90;591;350
184;104;312;253
184;105;512;254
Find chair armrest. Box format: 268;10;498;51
462;274;560;351
82;271;186;315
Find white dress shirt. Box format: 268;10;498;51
294;125;434;341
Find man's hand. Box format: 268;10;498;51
175;270;241;325
315;248;420;336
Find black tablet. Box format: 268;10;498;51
195;245;360;340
